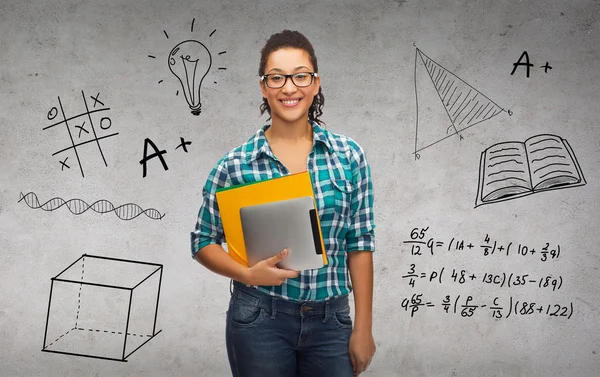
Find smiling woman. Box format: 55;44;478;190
190;30;377;377
259;47;321;130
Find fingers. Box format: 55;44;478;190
359;360;370;375
267;249;299;275
270;271;299;285
267;248;288;266
247;249;299;285
353;362;367;376
350;351;358;375
360;358;373;375
280;269;300;279
350;351;373;376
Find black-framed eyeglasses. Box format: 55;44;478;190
260;72;318;89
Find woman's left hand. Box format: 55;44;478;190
348;328;376;376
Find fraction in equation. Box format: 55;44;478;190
401;263;564;291
403;227;561;261
401;264;475;287
399;293;574;320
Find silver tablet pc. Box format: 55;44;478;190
240;196;324;271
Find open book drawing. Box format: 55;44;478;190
475;134;586;207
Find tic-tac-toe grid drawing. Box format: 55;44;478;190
42;91;119;178
42;254;163;362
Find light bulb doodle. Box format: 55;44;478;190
148;21;227;116
168;40;212;116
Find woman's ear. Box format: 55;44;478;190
312;74;321;96
260;78;268;99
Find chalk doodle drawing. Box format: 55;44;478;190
18;192;165;220
475;134;586;207
148;19;227;115
42;254;163;362
138;136;193;178
43;91;119;177
413;45;512;159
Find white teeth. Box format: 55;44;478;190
282;99;299;105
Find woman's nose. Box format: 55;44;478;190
281;77;298;94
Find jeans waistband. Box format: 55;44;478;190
231;280;349;316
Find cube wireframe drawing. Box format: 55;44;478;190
42;254;162;362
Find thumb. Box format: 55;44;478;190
268;248;288;265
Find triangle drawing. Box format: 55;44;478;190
413;47;509;157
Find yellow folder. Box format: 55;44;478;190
215;171;328;268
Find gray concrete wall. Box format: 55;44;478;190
1;0;599;375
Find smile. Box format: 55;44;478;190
280;98;301;107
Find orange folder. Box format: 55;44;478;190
215;171;327;268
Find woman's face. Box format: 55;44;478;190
260;47;320;126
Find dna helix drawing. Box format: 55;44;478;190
18;192;165;220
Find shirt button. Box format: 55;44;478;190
308;162;313;169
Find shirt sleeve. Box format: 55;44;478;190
346;141;376;253
190;158;229;258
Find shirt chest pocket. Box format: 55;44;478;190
323;178;353;220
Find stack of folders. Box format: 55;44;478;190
215;171;328;271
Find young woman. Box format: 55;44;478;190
190;30;376;377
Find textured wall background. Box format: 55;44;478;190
1;0;599;375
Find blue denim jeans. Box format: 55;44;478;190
226;281;354;377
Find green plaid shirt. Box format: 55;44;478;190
190;121;375;302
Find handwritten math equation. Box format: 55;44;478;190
403;227;561;262
400;294;574;320
401;264;563;291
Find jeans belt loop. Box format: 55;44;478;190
323;300;330;323
271;298;277;319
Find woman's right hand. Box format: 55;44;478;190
244;249;300;286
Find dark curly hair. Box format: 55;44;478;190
258;30;325;125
